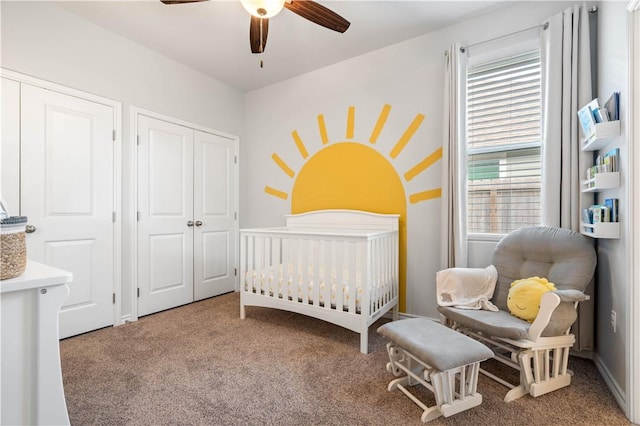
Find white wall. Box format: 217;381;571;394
1;2;245;318
2;0;632;418
594;0;630;408
241;1;576;318
1;2;243;134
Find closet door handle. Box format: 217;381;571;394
25;225;37;234
195;221;203;227
187;221;194;227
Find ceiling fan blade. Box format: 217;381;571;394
160;0;208;4
250;16;269;54
284;0;350;33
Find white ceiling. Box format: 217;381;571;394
56;0;503;92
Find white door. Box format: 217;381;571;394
20;84;115;339
137;116;194;316
193;130;236;300
1;78;20;211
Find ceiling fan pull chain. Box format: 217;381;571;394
259;18;264;68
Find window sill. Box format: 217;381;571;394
467;232;505;243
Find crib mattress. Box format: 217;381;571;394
244;264;391;310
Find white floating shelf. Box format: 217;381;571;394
581;221;620;239
581;172;620;192
582;121;621;151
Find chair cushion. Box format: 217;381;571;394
491;226;596;312
377;318;493;371
438;306;530;340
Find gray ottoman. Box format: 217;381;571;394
378;318;493;422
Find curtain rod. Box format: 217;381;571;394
461;23;547;53
455;5;598;55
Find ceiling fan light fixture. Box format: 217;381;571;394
240;0;285;18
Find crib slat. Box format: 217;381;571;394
348;241;357;314
355;239;364;318
334;240;344;312
271;236;277;298
321;240;331;310
282;237;289;301
382;235;387;304
312;239;320;306
259;235;265;295
264;236;271;296
385;234;391;302
371;237;377;314
372;238;378;315
248;236;255;293
301;238;309;305
384;234;390;307
378;237;384;313
290;237;299;303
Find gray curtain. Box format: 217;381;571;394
541;5;596;352
440;44;468;269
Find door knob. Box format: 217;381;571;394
195;221;203;227
25;225;37;234
187;221;194;227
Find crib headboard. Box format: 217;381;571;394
285;209;399;231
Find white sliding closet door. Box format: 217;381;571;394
20;84;115;339
193;130;236;300
137;116;194;316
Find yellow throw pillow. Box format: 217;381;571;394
507;277;557;322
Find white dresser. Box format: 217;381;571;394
1;261;72;425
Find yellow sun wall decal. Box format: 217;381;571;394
264;104;442;312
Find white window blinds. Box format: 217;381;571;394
466;50;542;234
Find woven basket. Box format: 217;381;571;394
1;216;27;280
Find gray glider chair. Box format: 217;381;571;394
438;226;597;402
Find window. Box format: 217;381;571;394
466;50;542;235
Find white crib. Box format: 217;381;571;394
240;210;400;354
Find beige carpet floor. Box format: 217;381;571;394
60;292;631;425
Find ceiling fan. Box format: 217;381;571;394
160;0;350;54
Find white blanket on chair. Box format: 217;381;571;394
436;265;499;311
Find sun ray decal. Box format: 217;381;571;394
346;106;355;139
369;104;391;144
405;147;443;204
264;186;288;200
317;114;329;145
271;153;295;178
291;130;309;159
263;104;442;312
390;113;425;159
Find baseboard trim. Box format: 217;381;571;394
594;353;627;413
118;314;135;326
570;349;594;360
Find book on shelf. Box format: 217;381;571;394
589;202;619;224
589;204;610;223
582;207;592;232
604;198;619;222
577;95;620;143
589;148;620;176
593;107;609;123
603;148;619;172
577;99;600;141
604;91;620;121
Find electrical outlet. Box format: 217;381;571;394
611;310;617;333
